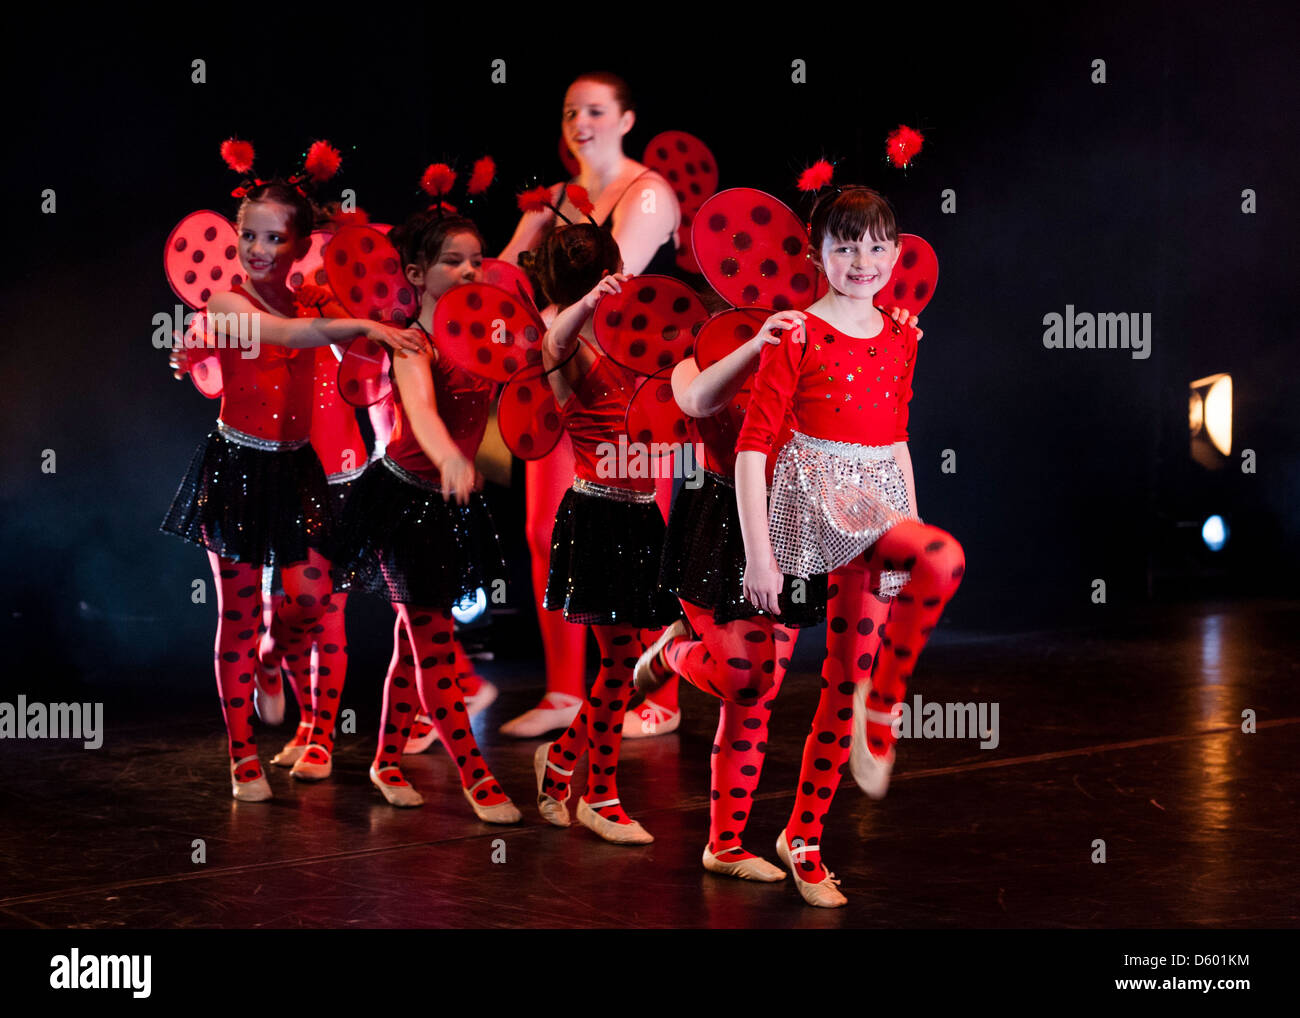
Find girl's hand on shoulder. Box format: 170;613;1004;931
366;321;428;354
585;271;631;311
757;309;807;348
743;553;785;615
887;305;923;342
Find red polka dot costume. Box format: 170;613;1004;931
737;311;965;887
162;283;341;793
333;343;517;820
537;349;679;840
658;402;813;870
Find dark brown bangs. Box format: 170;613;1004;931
811;187;898;249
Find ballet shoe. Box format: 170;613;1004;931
465;679;499;716
702;844;787;882
848;679;897;799
270;722;313;767
369;764;424;808
230;756;272;802
404;713;437;755
500;691;583;739
620;698;681;739
462;777;522;824
633;619;689;695
290;745;332;781
576;797;654;845
776;830;846;908
534;743;571;827
253;659;286;726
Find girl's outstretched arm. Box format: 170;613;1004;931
673;310;804;418
737;449;783;614
206;290;425;353
391;348;477;505
542;272;630;362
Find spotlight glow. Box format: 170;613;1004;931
451;587;488;624
1201;515;1228;552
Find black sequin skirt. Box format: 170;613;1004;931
544;481;681;627
332;457;504;608
263;474;361;599
660;471;827;627
160;426;336;567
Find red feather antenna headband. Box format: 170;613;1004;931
885;125;925;169
222;136;343;198
514;182;597;226
419;155;496;215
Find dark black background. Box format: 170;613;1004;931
1;4;1296;699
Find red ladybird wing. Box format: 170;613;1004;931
693;307;771;369
288;230;330;291
625;366;690;452
642;131;719;276
164;211;244;309
180;310;224;398
498;363;563;460
336;338;391;408
691;188;826;311
323;225;418;325
481;258;540;316
876;234;939;317
591;275;707;376
434;282;545;383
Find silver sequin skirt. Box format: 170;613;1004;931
768;432;914;596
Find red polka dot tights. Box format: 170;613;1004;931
372;605;508;807
208;549;335;780
785;521;964;882
259;586;348;765
541;623;653;825
664;602;798;857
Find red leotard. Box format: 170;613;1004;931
216;284;315;443
693;393;792;485
384;351;494;483
736;313;918;456
558;351;649;492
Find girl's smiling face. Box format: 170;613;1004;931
236;200;309;286
815;231;900;301
409;230;483;303
562;79;634;162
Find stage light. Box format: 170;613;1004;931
1201;515;1228;552
1189;373;1232;467
451;587;488;625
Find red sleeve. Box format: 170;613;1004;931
736;332;805;456
893;325;919;443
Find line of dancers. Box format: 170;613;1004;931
161;71;962;907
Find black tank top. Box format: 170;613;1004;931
554;172;680;278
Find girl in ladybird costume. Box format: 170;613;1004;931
332;208;522;823
532;223;679;844
161;152;426;802
632;321;827;880
170;294;368;783
734;187;964;906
